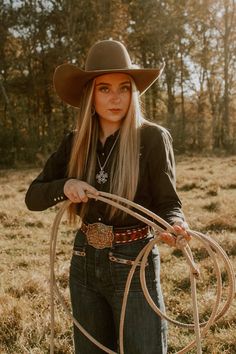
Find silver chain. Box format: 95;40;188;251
96;132;120;184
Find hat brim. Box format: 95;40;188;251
53;63;165;108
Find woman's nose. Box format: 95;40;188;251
110;90;121;102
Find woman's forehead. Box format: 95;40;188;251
95;73;131;85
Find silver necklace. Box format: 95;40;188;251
96;133;120;184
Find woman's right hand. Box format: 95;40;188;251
63;179;99;203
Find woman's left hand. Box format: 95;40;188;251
159;224;191;247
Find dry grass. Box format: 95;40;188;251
0;156;236;353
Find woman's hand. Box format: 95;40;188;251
159;224;191;247
64;179;99;203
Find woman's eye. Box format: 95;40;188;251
99;86;109;93
120;85;131;92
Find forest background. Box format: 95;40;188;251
0;0;235;167
1;1;236;353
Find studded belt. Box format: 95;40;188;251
80;222;149;249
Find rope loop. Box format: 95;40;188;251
50;192;235;354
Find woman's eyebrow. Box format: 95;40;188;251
95;81;131;86
120;81;131;85
95;82;111;86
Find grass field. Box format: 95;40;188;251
0;156;236;353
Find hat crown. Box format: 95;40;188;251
85;40;132;71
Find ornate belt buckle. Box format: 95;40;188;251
86;223;114;249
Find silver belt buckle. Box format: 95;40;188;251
86;223;114;249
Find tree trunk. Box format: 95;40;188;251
180;48;186;150
165;64;176;131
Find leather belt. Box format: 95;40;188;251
80;222;149;249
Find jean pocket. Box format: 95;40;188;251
69;245;87;287
109;250;154;292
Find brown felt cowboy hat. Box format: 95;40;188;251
53;40;165;108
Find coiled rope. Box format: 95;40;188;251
50;191;235;354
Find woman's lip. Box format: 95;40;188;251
109;109;122;112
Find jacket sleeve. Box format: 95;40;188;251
148;128;187;226
25;133;73;211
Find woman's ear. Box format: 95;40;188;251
91;105;96;116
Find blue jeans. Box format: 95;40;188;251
69;229;167;354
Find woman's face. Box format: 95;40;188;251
93;73;131;129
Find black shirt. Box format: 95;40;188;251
25;123;186;227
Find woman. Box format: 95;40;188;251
25;40;189;354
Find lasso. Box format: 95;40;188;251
50;191;235;354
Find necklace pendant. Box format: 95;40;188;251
96;169;108;184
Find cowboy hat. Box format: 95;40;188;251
53;40;165;108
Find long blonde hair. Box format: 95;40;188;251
68;77;145;222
